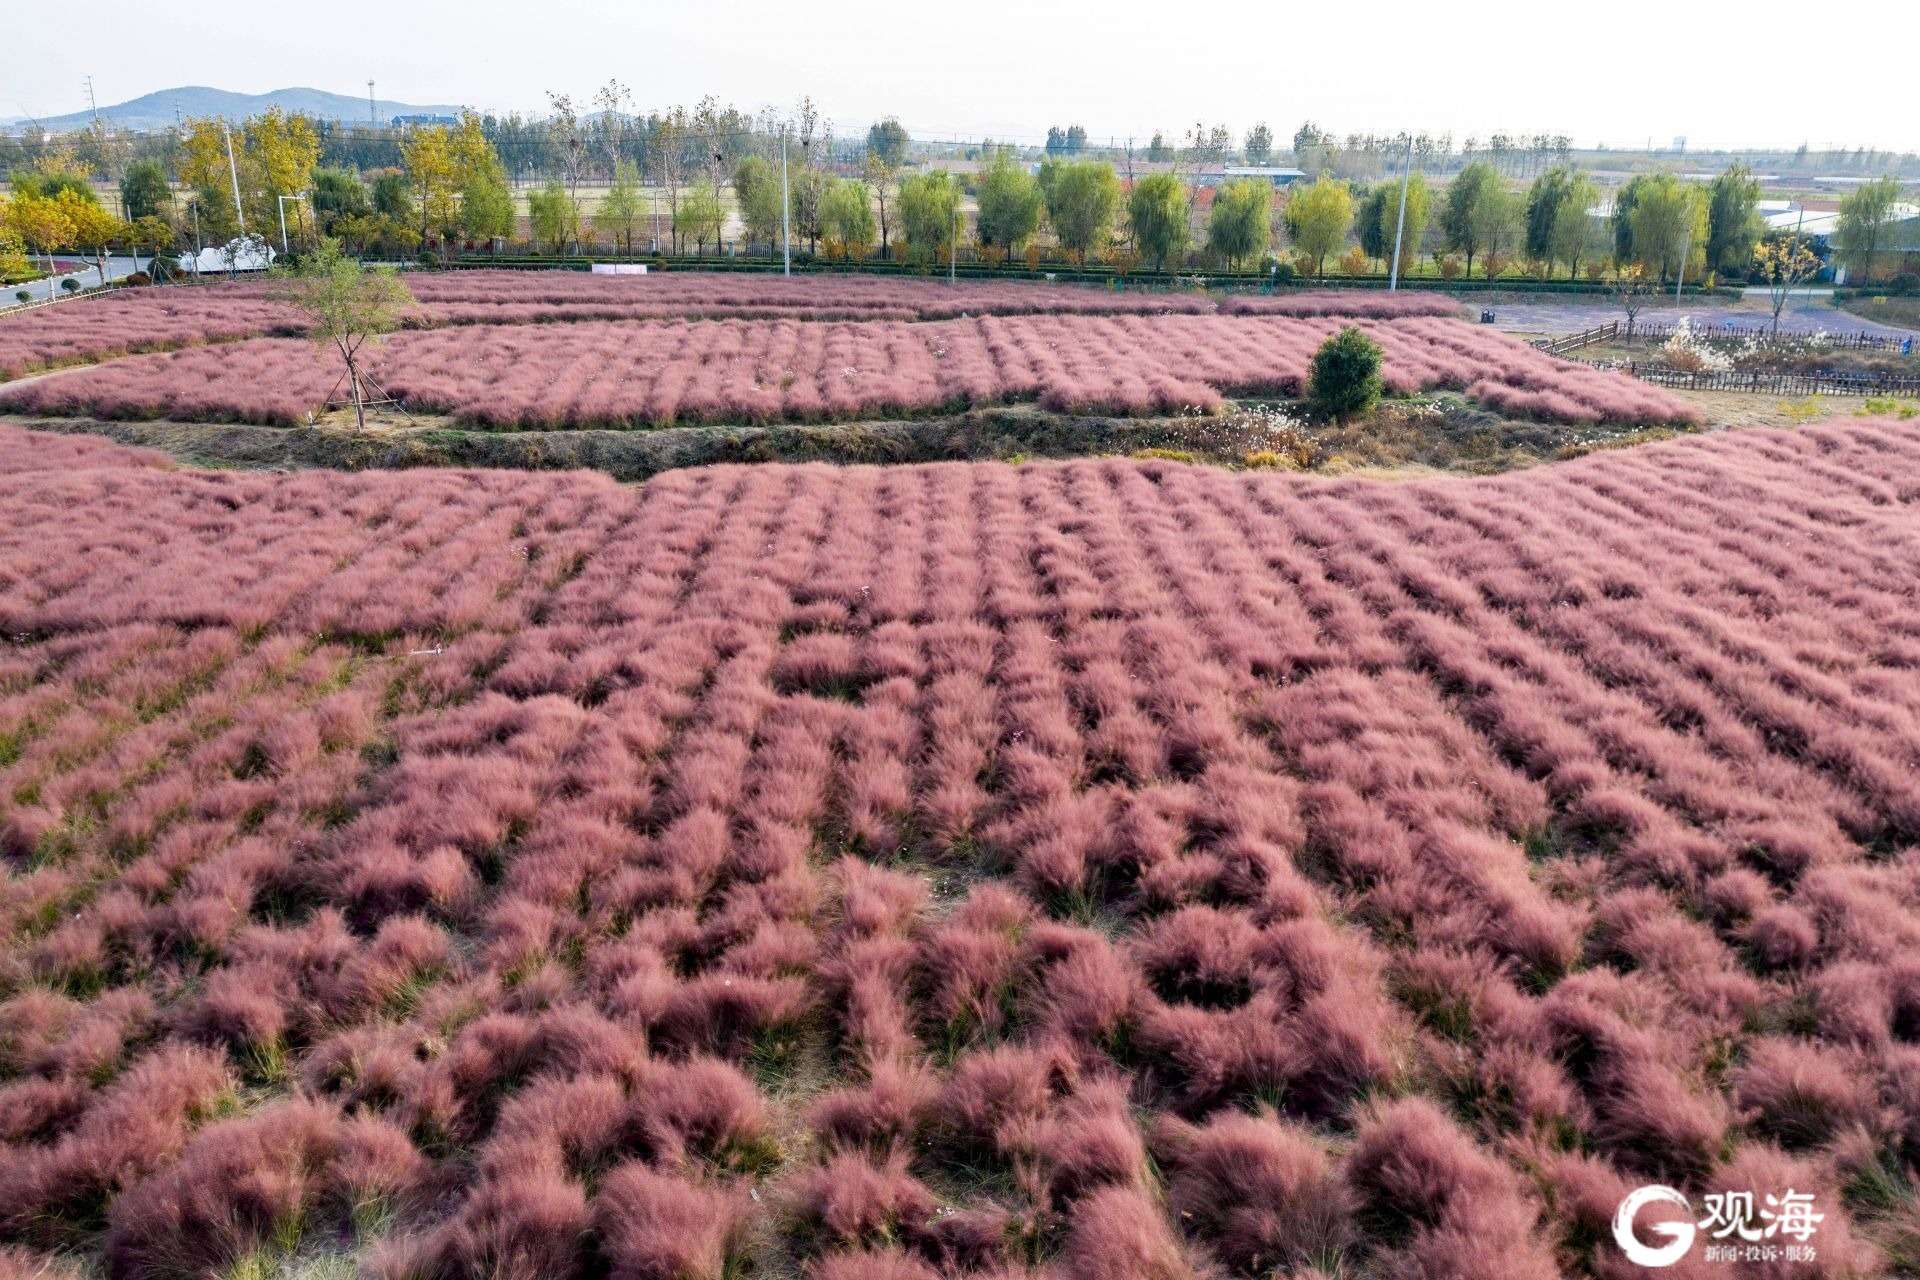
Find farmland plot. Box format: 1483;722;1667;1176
0;273;1464;381
1;418;1917;1278
0;313;1696;428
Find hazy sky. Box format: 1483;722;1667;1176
6;0;1916;154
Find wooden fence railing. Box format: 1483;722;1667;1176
1587;361;1920;397
1630;322;1915;352
1533;322;1619;356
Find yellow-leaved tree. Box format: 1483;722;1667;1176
0;195;31;283
402;111;512;249
57;189;124;286
176;117;244;241
246;107;321;241
175;111;321;247
400;126;455;244
6;193;75;292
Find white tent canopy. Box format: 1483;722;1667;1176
180;237;277;274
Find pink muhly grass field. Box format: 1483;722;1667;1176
0;272;1460;382
0;311;1694;428
2;413;1916;1277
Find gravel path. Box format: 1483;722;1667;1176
1470;289;1920;343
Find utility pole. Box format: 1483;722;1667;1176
780;128;791;277
1674;223;1690;301
1792;204;1811;307
1389;132;1414;292
84;76;98;122
950;207;957;284
223;120;246;234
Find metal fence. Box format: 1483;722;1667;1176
1587;361;1920;397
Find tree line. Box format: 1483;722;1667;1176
3;101;1912;291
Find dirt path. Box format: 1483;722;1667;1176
1667;390;1877;429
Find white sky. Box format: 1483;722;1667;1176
5;0;1917;155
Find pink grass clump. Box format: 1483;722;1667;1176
593;1163;746;1280
1345;1099;1559;1280
105;1104;424;1280
1157;1109;1352;1273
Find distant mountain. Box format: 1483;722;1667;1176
5;86;469;133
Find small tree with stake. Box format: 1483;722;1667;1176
270;238;414;431
1753;237;1822;339
1307;326;1384;421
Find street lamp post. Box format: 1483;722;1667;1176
780;129;791;277
222;120;246;233
1674;224;1691;302
1389;133;1414;292
277;195;300;257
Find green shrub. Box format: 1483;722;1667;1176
1306;326;1384;421
1856;397;1918;420
13;290;28;304
60;277;79;294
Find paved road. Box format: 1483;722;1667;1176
1476;287;1920;342
3;254;149;308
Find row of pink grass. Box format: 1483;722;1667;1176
0;313;1695;428
0;272;1464;381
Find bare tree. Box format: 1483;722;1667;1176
545;92;590;248
1604;261;1653;338
691;95;731;190
864;151;894;255
654;106;689;253
592;78;632;180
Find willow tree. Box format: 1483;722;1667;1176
1207;177;1272;269
818;178;877;258
900;170;960;263
270;239;415;430
1045;161;1119;265
1627;173;1707;284
1127;172;1189;272
975;148;1044;259
1835;176;1904;282
1287;175;1353;278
